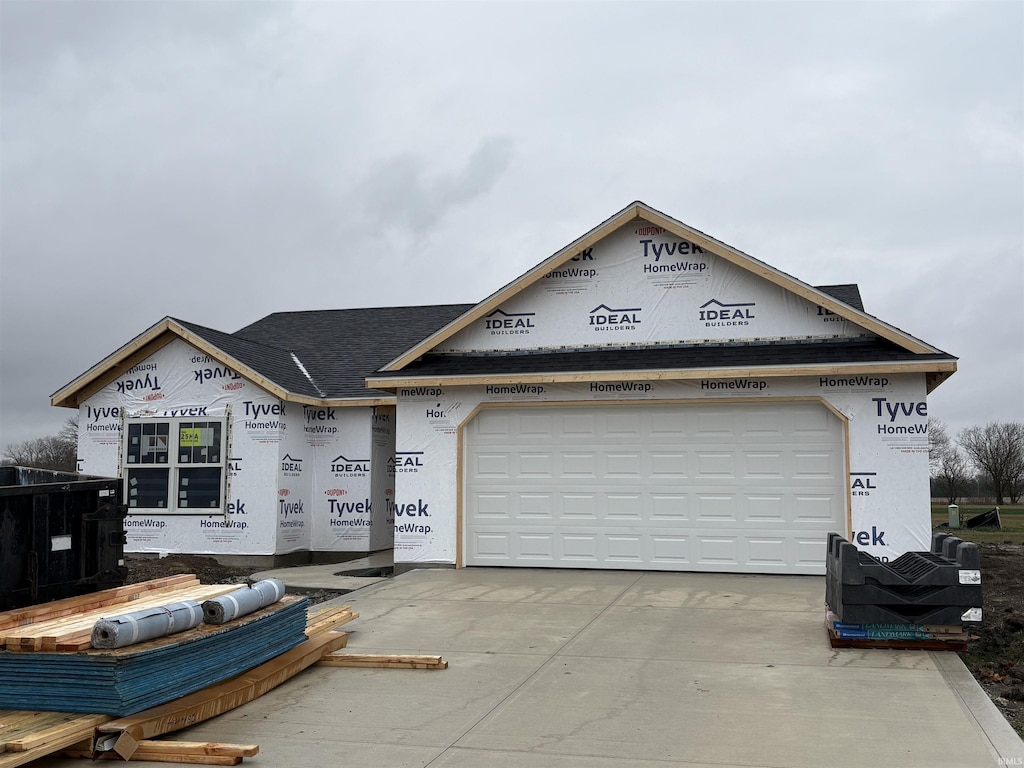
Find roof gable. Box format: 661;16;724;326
431;221;874;355
380;201;944;371
52;305;473;409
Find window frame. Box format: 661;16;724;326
122;417;228;514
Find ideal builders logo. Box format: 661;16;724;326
699;299;755;327
589;304;641;332
483;309;537;336
389;451;424;474
331;454;370;477
280;454;303;478
850;472;877;497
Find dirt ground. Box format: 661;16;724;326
960;542;1024;736
126;545;1024;736
125;553;339;605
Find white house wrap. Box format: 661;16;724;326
91;600;203;649
202;578;287;624
53;202;957;574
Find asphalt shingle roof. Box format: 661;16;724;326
168;283;936;399
230;304;473;398
370;337;955;380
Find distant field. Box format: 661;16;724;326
930;504;1024;544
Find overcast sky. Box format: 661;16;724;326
2;1;1022;452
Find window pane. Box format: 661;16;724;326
127;423;169;465
178;468;222;508
127;469;169;508
178;422;222;464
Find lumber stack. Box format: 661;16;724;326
0;597;360;764
824;531;982;651
0;575;453;765
0;577;310;715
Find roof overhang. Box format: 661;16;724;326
51;318;396;410
369;358;957;393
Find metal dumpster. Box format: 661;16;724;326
0;466;128;610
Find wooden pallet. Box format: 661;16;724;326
826;626;970;652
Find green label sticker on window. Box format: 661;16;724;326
180;428;202;447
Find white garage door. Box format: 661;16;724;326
464;401;846;574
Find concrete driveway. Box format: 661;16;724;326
43;568;1023;767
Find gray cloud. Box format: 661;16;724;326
1;1;1021;449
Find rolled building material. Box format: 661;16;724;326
91;600;204;649
202;579;286;625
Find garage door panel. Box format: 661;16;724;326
696;452;736;478
562;493;598;518
695;410;735;435
649;412;687;437
606;494;643;519
791;495;841;523
792;451;838;478
562;412;597;436
560;453;597;477
649;452;688;477
744;495;785;522
475;452;511;477
518;453;554;477
465;403;846;574
650;494;689;519
606;452;642;477
744;451;784;477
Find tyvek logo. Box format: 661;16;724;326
872;397;928;436
331;454;369;475
544;247;597;280
699;299;755;326
484;309;536;335
589;304;641;331
851;472;878;497
639;238;706;263
281;453;303;475
425;403;462;421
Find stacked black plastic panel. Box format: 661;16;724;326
826;532;983;627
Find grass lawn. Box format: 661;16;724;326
930;504;1024;544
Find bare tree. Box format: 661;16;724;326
936;448;973;505
2;417;79;472
929;418;951;473
958;422;1024;505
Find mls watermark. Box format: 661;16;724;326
997;758;1023;766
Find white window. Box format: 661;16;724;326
123;419;226;512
